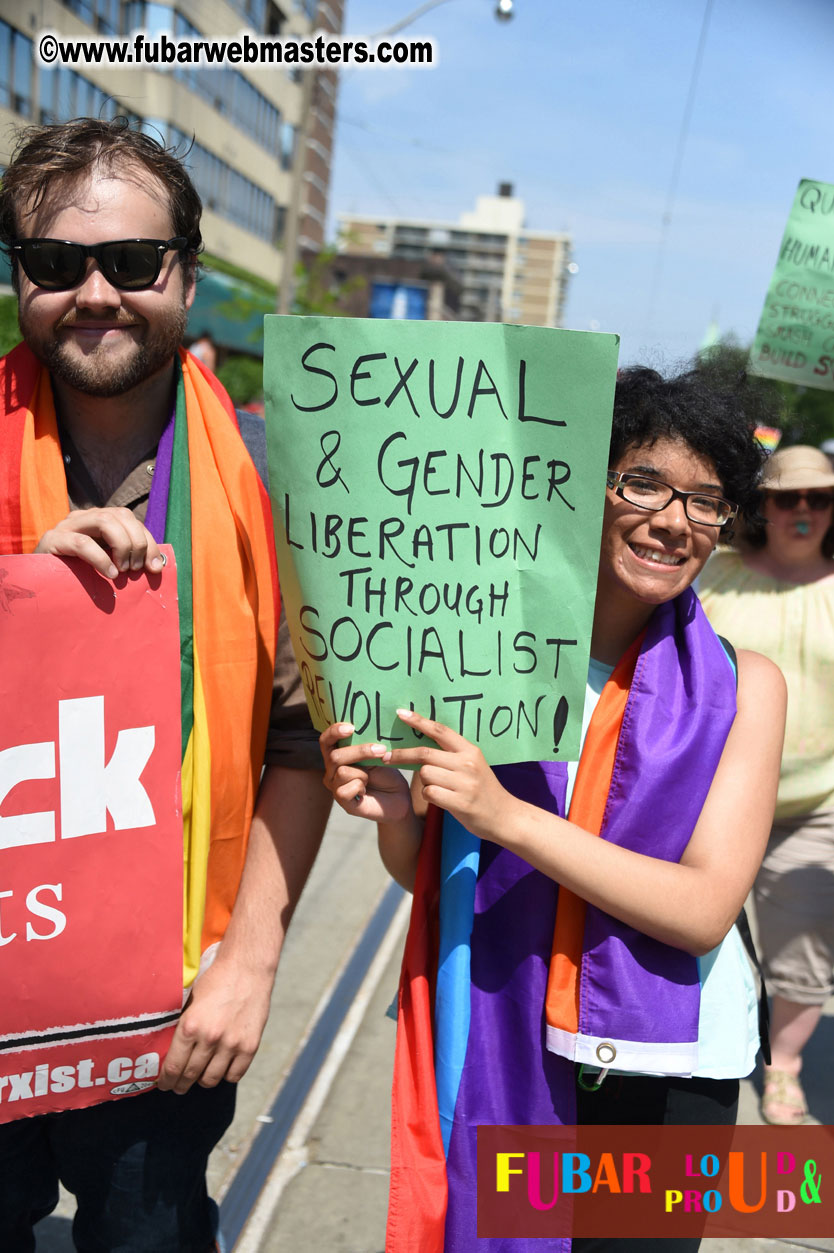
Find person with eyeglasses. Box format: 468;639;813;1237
699;444;834;1127
0;117;331;1252
320;366;787;1253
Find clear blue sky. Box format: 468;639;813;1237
331;0;834;367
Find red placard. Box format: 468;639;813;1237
0;552;183;1121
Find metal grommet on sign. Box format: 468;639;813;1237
595;1041;617;1065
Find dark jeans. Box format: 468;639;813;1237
573;1069;739;1253
0;1081;236;1252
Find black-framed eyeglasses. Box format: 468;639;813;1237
7;237;189;291
767;489;834;512
606;469;738;527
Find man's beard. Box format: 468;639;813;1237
19;302;188;398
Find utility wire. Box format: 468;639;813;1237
340;143;406;215
338;113;453;153
643;0;715;343
378;0;458;37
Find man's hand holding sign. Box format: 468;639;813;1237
34;506;167;578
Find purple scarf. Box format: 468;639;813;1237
439;591;737;1251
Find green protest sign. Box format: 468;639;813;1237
749;179;834;389
264;317;618;764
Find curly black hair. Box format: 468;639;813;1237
610;366;777;530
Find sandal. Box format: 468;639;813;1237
761;1066;808;1125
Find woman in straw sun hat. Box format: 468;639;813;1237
700;443;834;1126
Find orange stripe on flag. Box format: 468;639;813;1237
178;354;278;959
545;634;643;1035
0;345;66;553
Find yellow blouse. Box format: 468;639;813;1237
699;548;834;820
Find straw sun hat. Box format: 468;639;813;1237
760;445;834;492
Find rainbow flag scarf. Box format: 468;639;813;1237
0;342;278;986
387;591;737;1252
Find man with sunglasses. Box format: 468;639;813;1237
0;117;331;1251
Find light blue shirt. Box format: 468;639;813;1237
566;660;759;1079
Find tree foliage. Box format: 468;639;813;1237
0;294;20;357
216;354;263;406
292;243;366;316
696;337;834;447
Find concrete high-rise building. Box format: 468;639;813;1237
0;0;343;290
339;182;573;327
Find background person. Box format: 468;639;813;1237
322;367;787;1253
188;329;218;372
700;443;834;1125
0;116;330;1251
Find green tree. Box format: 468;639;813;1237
217;355;263;407
292;242;366;316
779;385;834;447
0;294;20;356
696;338;834;447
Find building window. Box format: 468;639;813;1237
169;125;278;242
280;121;297;171
123;2;173;37
170;12;280;154
274;204;287;243
39;65;117;124
266;2;288;34
0;23;34;116
62;0;120;35
227;0;267;31
0;24;12;111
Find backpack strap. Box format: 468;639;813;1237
717;633;737;679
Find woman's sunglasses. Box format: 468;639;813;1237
768;489;834;512
7;237;189;291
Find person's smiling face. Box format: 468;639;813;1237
16;160;194;398
597;436;727;611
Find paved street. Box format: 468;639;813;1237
33;806;834;1251
34;804;393;1252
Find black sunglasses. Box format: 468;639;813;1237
768;489;834;512
8;237;189;291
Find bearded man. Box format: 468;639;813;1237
0;117;330;1252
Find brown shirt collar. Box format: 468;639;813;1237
59;422;157;523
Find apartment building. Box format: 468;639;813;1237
339;182;574;328
0;0;342;288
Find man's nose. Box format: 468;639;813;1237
73;260;121;308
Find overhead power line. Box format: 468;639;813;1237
643;0;715;343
